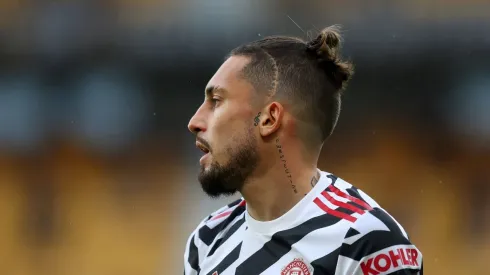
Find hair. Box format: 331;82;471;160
228;25;354;148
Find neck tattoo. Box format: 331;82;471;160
305;171;321;197
310;171;320;188
275;138;297;193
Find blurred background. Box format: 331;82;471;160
0;0;489;274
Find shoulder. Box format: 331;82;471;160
325;173;381;210
334;208;423;275
188;198;246;237
342;207;412;256
326;173;410;242
317;173;423;274
183;198;247;273
185;198;246;249
329;179;423;274
205;198;247;229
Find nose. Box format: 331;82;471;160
188;106;207;135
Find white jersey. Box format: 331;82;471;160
184;170;423;275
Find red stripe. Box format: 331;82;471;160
328;185;373;211
321;191;365;214
313;197;357;222
210;200;246;221
211;210;232;221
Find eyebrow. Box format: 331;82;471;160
205;85;227;98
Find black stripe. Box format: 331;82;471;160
370;208;405;237
205;242;242;275
347;200;370;212
326;174;338;184
344;227;361;238
345;186;371;206
311;247;340;275
235;209;354;275
340;230;412;261
207;215;246;257
199;204;246;246
371;207;411;240
187;235;200;273
227;198;243;208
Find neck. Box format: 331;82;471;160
240;139;321;222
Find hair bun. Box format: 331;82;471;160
306;25;354;90
306;26;341;58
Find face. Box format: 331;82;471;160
188;56;261;198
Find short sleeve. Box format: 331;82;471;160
335;208;423;275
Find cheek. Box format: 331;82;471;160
208;116;232;153
210;104;252;150
212;107;243;136
212;125;241;158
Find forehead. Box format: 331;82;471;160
206;55;254;98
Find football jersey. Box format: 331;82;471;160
184;170;423;275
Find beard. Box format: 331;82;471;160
198;129;259;199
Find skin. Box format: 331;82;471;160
188;55;322;222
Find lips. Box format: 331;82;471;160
196;141;211;165
196;141;210;154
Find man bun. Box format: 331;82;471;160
306;25;354;90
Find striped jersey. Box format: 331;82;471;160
184;170;423;275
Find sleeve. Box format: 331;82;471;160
183;217;210;275
335;208;423;275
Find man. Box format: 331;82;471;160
185;25;423;275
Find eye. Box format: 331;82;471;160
210;97;221;107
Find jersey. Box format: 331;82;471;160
184;170;423;275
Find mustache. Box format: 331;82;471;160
196;136;212;152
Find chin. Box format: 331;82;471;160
197;160;239;196
197;130;259;198
200;156;215;170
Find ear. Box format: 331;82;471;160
257;102;283;137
